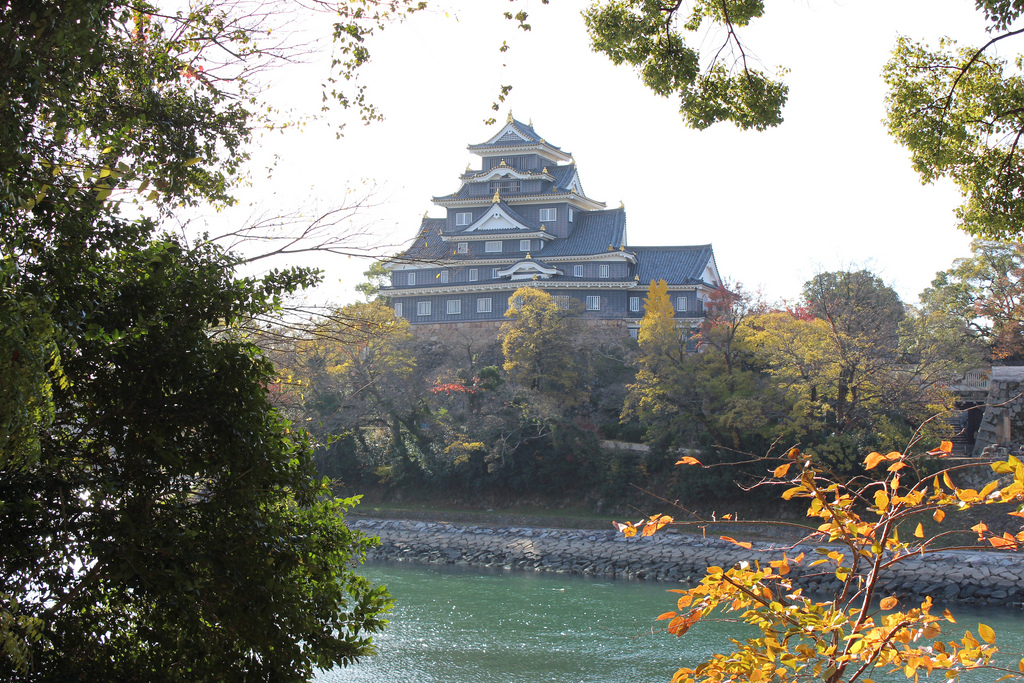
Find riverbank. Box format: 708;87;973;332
352;518;1024;608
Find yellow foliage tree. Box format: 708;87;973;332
620;444;1024;683
500;287;588;404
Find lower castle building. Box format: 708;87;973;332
381;115;722;340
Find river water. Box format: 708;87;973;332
318;562;1024;683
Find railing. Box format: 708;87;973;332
945;369;990;393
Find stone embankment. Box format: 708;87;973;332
353;519;1024;608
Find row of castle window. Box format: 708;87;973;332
395;296;607;318
454;208;563;226
395;295;698;318
405;262;622;286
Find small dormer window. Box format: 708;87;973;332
629;297;640;313
456;212;472;226
439;270;448;284
569;208;574;222
573;265;583;278
599;264;610;279
407;272;416;286
676;296;687;312
485;241;502;253
539;208;556;222
457;242;469;254
520;239;530;252
492;268;500;279
469;268;478;281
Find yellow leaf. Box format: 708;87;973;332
774;462;791;478
720;535;753;549
864;452;885;470
914;523;924;539
943;609;956;623
782;485;806;500
874;490;889;512
933;509;945;523
880;596;898;610
787;447;801;459
979;623;995;644
677;456;702;466
1018;657;1024;674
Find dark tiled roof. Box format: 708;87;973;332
631;245;714;286
551;164;579;193
543;208;627;258
468;118;564;151
442;202;538;235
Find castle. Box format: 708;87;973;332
382;115;722;341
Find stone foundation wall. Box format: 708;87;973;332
973;376;1024;455
353;519;1024;608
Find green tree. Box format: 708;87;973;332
500;287;590;404
1;0;417;677
920;239;1024;360
624;280;773;453
580;1;1024;239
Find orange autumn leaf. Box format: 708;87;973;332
939;440;953;453
720;535;753;549
657;611;677;621
933;509;945;523
880;596;898;610
979;623;996;644
677;456;702;466
914;523;924;538
864;452;885;470
773;462;791;478
887;461;908;472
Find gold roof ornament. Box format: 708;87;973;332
529;117;533;127
422;211;428;219
540;224;546;231
608;244;614;251
619;200;625;209
635;275;640;281
492;189;500;203
532;274;538;280
499;159;506;166
466;163;471;172
507;110;514;123
619;246;625;251
525;253;532;259
542;167;548;174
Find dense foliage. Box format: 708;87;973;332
0;0;423;678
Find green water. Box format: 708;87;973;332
319;562;1024;683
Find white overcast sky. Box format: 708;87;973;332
195;0;999;307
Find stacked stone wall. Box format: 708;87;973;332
353;519;1024;608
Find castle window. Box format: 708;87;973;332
555;296;572;310
676;296;687;312
485;241;502;253
520;239;530;252
629;328;639;340
457;242;469;254
438;270;448;283
586;296;601;311
417;301;431;316
492;268;500;279
489;180;520;194
569;208;574;222
599;264;610;279
469;268;478;281
394;302;403;317
477;297;492;313
629;297;640;313
407;272;416;286
455;212;472;226
539;208;556;222
446;299;461;315
573;265;583;278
